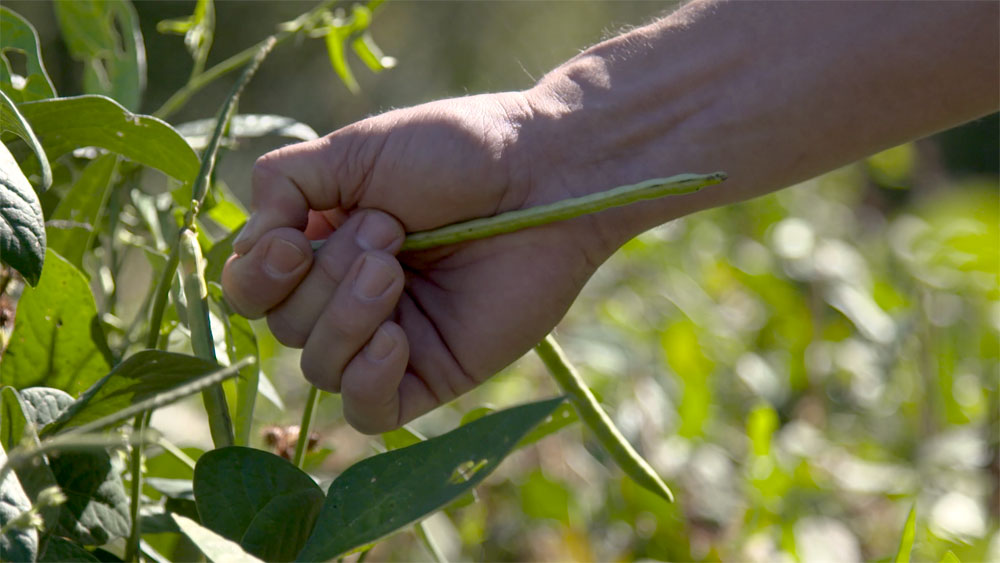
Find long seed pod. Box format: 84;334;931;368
180;228;235;448
535;334;674;502
311;171;726;252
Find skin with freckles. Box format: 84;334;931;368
222;0;998;434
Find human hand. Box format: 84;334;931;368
221;92;616;433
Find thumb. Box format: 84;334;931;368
233;126;382;256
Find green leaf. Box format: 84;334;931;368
18;386;75;426
0;141;45;285
893;505;917;563
50;449;130;545
0;7;57;102
1;387;64;533
1;249;110;395
517;401;579;448
193;446;323;561
0;89;51;190
0;442;38;562
939;551;961;563
296;397;564;562
324;26;359;95
240;488;325;562
156;0;214;73
16;95;199;183
175;114;318;150
53;0;146;111
42;350;223;435
0;386;28;451
172;513;264;563
382;426;425;451
38;535;100;562
46;154;118;269
661;319;713;437
226;313;259;447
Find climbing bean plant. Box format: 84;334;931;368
0;1;719;561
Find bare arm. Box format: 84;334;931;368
223;0;999;433
520;0;999;250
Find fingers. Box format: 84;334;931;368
299;247;405;393
221;228;312;318
234;124;382;256
266;210;404;347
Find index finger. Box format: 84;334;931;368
233;128;377;256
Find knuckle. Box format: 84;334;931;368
300;348;338;393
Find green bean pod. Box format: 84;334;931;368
310;171;726;252
535;334;674;502
180;228;235;448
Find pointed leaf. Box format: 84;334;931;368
175;114;318;150
193;446;323;555
0;141;45;285
53;0;146;111
296;397;564;561
172;513;264;563
17;95;199;183
0;89;51;190
42;350;222;435
1;249;110;394
0;7;56;102
46;154;117;269
0;386;28;451
894;505;917;563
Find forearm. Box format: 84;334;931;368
520;0;999;250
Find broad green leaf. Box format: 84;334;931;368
17;95;199;183
0;141;45;285
520;470;572;525
38;535;100;562
0;89;51;190
42;350;222;435
176;114;318;150
939;551;961;563
46;154;117;269
1;387;64;533
18;386;75;426
50;450;130;545
893;505;917;563
1;249;110;395
296;397;564;562
0;7;57;102
172;513;264;563
54;0;146;111
240;488;325;562
0;442;38;562
194;447;323;560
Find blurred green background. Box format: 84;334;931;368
7;1;998;561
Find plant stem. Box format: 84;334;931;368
534;334;674;502
153;0;338;120
310;172;726;253
293;386;321;468
124;412;152;563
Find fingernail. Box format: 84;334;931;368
364;325;395;362
263;238;306;277
355;213;400;251
353;255;394;299
233;214;259;255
